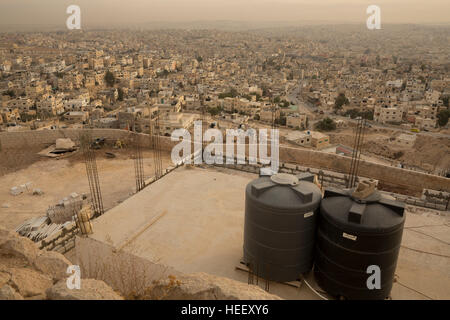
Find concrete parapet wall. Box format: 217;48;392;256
75;236;181;297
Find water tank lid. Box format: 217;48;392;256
321;187;405;232
270;173;299;186
248;173;321;210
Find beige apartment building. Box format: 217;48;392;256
310;131;330;149
64;111;89;124
157;113;196;136
374;105;403;124
7;98;33;113
286;131;312;146
393;133;417;148
260;107;280;123
414;117;436;130
36;95;64;115
286;113;307;129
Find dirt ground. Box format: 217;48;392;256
328;127;450;174
0;147;173;231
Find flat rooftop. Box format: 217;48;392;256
90;166;450;300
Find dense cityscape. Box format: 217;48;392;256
1;25;449;175
0;1;449;303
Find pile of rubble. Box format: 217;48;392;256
10;182;32;196
0;225;123;300
9;182;43;197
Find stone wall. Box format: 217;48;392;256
0;129;135;149
37;222;77;254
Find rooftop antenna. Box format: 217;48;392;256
347;117;366;189
79;131;104;217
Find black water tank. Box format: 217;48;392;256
314;187;405;300
243;173;322;282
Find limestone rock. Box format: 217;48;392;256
0;285;24;300
0;271;10;288
0;225;17;243
9;267;53;298
0;236;40;264
46;279;123;300
149;273;282;300
34;251;72;281
55;138;75;151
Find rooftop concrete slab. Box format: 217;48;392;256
89;166;450;300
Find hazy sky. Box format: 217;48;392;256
0;0;449;29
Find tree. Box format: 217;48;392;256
441;96;449;108
117;88;124;101
315;118;336;131
279;100;290;108
218;88;238;99
3;90;15;98
104;71;115;87
275;115;287;126
207;106;222;116
344;108;374;120
437;109;450;127
334;93;349;111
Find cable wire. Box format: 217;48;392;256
302;278;329;300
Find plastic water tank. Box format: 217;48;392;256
314;187;405;300
243;172;322;282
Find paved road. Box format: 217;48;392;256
286;80;317;116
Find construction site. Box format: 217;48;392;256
0;120;449;300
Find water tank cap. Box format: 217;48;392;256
270;173;299;185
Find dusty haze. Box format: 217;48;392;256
0;0;449;31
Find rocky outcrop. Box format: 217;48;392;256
0;285;24;300
8;267;53;298
34;251;72;281
0;234;40;264
1;224;280;300
147;273;282;300
46;279;123;300
0;224;123;300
